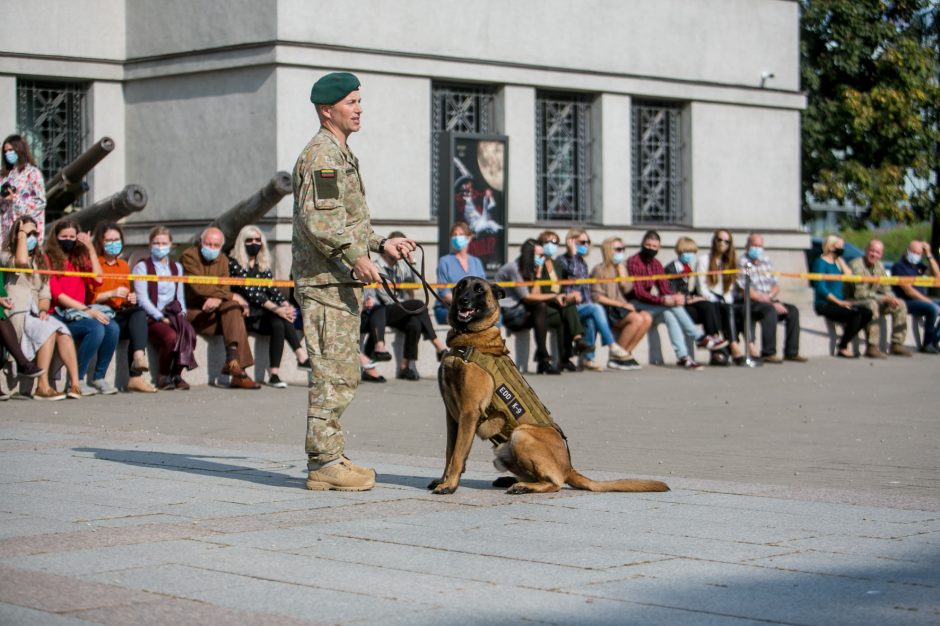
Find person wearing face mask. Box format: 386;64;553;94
664;237;732;364
434;221;486;325
90;222;155;393
47;219;121;396
229;225;310;388
0;135;46;245
132;226;197;389
557;228;633;371
847;239;911;358
180;226;261;389
811;235;872;358
734;232;806;364
533;229;585;371
891;239;940;354
1;216;81;400
627;230;712;370
589;237;652;370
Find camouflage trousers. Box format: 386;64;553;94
851;297;908;347
298;284;362;467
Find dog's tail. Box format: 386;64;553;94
565;470;669;493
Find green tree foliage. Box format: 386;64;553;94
801;1;939;225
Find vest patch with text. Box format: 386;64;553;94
496;384;526;418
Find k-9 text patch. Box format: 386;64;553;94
496;384;526;418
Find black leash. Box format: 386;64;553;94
369;243;447;315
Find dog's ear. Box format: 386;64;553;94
489;282;506;301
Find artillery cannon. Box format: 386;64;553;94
209;171;292;250
49;184;148;233
44;137;116;215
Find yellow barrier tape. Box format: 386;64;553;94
2;265;939;290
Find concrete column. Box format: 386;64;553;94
87;81;126;203
0;76;16;134
594;93;632;226
496;85;536;226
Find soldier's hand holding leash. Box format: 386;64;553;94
383;236;417;262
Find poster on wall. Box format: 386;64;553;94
436;133;508;276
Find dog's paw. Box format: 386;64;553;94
492;476;518;488
427;479;442;490
505;484;533;494
431;484;458;495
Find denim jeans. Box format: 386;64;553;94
62;316;120;380
905;298;940;347
576;302;615;360
633;301;700;359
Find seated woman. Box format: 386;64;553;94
434;221;486;325
696;229;753;364
1;277;44;382
495;239;564;375
590;237;653;370
812;235;872;358
664;236;731;362
132;226;197;390
91;222;155;393
1;216;81;400
229;225;310;389
47;219;120;396
365;230;446;381
534;229;585;371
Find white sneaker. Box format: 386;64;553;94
581;358;604;372
92;379;118;395
79;381;99;396
608;344;631;360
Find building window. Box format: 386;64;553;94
536;91;593;222
431;83;496;218
632;101;682;224
17;79;88;215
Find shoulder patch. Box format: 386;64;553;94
314;170;340;200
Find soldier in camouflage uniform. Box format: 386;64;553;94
292;72;416;491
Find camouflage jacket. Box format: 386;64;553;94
847;256;890;301
291;128;384;287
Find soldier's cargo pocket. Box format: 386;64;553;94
314;198;342;211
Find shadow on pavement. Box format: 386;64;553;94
377;473;501;491
73;447;307;490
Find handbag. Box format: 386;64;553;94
500;303;529;329
606;304;630;325
55;303;115;322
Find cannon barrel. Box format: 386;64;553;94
210;171;293;249
50;184;148;233
45;137;116;214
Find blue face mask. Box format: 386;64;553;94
680;252;696;266
201;246;220;262
747;246;763;261
542;242;558;258
103;241;123;256
451;235;469;251
907;252;923;266
534;255;546;267
612;252;625;265
4;150;18;166
576;244;589;256
151;245;170;260
26;234;38;252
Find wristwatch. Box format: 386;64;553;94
377;238;388;254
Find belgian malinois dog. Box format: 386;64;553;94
429;276;669;495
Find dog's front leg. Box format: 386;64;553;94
428;412;458;491
430;409;478;494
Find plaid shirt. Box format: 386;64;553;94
735;255;777;298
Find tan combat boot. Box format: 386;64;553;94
306;460;376;491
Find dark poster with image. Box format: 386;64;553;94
436;133;508;276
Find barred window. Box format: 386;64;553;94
431;83;496;218
632;101;683;224
536;92;593;222
17;79;89;216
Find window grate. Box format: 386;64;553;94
536;92;592;222
431;83;496;218
631;101;682;224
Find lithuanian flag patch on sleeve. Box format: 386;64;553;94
318;169;336;178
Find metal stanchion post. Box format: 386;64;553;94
743;262;759;367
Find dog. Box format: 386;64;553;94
429;276;669;495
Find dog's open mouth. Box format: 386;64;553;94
457;307;477;322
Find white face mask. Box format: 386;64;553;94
907;252;923;266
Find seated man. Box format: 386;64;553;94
891;240;940;354
734;232;806;364
626;230;711;370
847;239;911;358
181;227;261;389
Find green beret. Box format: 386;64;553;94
310;72;361;105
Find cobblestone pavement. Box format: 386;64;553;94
0;356;937;625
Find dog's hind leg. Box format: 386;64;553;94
506;480;561;494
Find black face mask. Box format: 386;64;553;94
245;243;262;257
58;238;76;253
640;246;658;260
833;248;845;257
